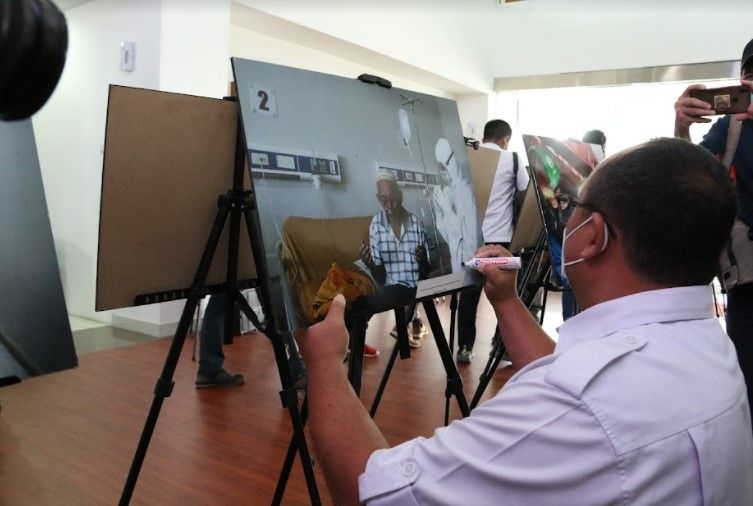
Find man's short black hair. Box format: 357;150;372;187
584;138;736;286
483;119;512;142
582;129;606;147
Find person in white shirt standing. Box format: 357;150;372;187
296;137;753;505
456;120;529;363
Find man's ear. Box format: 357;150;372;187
577;212;609;260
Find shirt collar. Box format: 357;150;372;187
556;286;714;352
480;141;502;152
378;208;410;229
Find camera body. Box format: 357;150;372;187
0;0;68;121
690;85;752;115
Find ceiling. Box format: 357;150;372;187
235;0;753;92
51;0;753;94
52;0;92;10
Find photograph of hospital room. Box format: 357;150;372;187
233;59;482;333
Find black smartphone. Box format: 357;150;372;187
690;85;752;115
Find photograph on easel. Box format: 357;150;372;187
523;135;604;237
232;58;483;333
522;134;605;278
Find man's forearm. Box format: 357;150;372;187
494;296;555;369
674;120;691;141
307;362;389;505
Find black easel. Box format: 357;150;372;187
469;165;555;410
366;293;463;427
469;231;550;409
366;293;469;421
120;106;321;505
274;290;470;503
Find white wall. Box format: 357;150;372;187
35;0;234;336
455;93;490;139
234;0;492;93
33;0;162;326
159;0;231;98
229;22;454;98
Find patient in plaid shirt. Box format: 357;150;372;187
360;170;430;287
355;170;432;352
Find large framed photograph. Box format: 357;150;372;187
232;58;482;333
522;135;605;286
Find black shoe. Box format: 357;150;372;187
195;368;245;388
456;345;473;363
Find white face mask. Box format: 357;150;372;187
560;215;609;282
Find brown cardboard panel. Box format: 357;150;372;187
465;146;500;222
96;86;256;311
509;177;543;255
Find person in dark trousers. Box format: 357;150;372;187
674;37;753;428
195;292;305;388
359;170;431;352
456;120;528;363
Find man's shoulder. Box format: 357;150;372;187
700;115;731;152
406;212;425;227
480;141;502;151
544;332;647;399
544;325;746;455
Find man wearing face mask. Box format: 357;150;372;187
296;138;752;505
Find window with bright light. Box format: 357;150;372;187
494;78;741;157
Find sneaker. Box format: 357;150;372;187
410;317;428;339
456;346;473;363
195;368;245;388
389;327;421;348
364;344;380;358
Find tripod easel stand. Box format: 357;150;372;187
120;105;321;505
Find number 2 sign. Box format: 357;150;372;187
250;84;277;117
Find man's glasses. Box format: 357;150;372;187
555;194;579;208
554;193;615;237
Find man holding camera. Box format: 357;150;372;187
674;37;753;425
297;139;752;504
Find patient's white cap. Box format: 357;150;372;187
376;168;398;183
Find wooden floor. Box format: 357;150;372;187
0;298;517;505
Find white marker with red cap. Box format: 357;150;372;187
463;257;522;271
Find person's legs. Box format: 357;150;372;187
457;242;509;363
727;283;753;427
562;288;577;321
547;236;578;321
196;294;244;387
457;286;483;349
198;294;225;376
405;302;425;348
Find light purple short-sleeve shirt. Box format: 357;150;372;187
359;286;753;505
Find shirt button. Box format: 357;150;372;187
624;335;637;344
403;461;417;477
